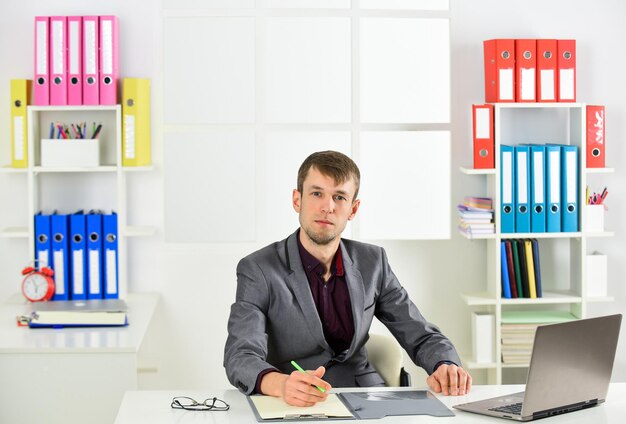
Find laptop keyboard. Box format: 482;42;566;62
489;402;523;415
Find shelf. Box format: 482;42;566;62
28;105;120;112
0;227;29;238
495;102;584;109
500;232;582;239
458;230;495;240
33;166;118;173
462;291;584;306
586;167;615;174
459;166;496;175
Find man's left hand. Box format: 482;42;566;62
426;363;472;396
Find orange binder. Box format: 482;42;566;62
586;105;605;168
557;39;576;102
515;39;536;102
536;39;557;102
472;104;494;169
483;39;515;103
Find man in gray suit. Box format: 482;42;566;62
224;151;471;406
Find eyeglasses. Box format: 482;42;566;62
170;396;230;411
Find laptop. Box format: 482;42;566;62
454;314;622;421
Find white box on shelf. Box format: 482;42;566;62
472;312;495;363
41;139;100;167
586;252;608;297
585;204;605;232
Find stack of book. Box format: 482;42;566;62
500;238;542;298
458;196;494;236
501;311;577;365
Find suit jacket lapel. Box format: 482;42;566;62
284;231;330;351
340;240;365;357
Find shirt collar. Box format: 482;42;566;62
296;230;344;277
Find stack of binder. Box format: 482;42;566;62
34;15;119;106
501;311;577;365
458;197;494;236
501;144;578;234
484;39;576;103
500;238;542;299
35;210;119;300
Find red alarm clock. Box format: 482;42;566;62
21;263;55;302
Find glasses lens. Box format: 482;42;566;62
203;397;230;410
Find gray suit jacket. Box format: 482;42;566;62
224;230;461;394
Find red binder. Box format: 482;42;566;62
586;105;605;168
472;104;495;169
515;39;536;102
536;39;557;102
557;39;576;102
483;39;515;103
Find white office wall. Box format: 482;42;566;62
0;0;625;395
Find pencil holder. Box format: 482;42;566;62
40;139;100;167
584;204;604;233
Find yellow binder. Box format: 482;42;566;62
524;239;537;298
122;78;151;166
10;79;32;168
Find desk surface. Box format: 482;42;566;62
115;384;626;424
0;292;159;353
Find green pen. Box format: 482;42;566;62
290;360;326;393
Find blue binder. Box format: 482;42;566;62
103;212;119;299
51;213;70;301
514;145;531;233
500;145;516;233
500;241;512;298
87;212;103;299
561;145;579;232
529;145;546;232
545;144;562;232
34;212;52;270
70;211;87;300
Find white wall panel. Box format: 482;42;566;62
358;131;450;239
164;130;255;242
360;18;450;123
163;17;255;124
361;0;449;10
263;17;351;123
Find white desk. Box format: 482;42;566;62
0;292;159;424
115;384;626;423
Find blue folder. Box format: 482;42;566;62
501;241;512;298
545;144;562;232
51;213;70;301
70;211;87;300
529;145;546;233
561;145;579;232
103;212;119;299
34;212;52;270
500;145;516;233
514;145;531;233
86;212;103;299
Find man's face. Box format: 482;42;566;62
293;167;360;246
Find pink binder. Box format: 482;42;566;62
50;16;67;105
82;16;99;105
34;16;50;105
67;16;83;105
99;16;119;105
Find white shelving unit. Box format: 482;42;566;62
0;105;155;298
461;103;614;384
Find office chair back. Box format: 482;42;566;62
365;333;411;387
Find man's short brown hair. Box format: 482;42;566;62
297;151;361;201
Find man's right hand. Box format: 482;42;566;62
260;366;332;406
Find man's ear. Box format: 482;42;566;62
292;189;302;213
348;199;360;220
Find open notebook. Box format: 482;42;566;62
248;394;354;421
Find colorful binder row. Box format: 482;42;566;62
500;239;542;299
484;39;576;103
34;16;119;105
500;144;578;233
34;211;119;300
